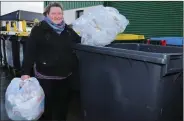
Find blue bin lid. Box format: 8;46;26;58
150;37;183;46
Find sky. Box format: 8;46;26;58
1;2;44;15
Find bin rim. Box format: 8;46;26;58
73;43;183;65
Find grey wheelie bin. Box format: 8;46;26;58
3;36;22;76
73;43;183;121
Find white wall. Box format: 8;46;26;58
64;5;103;25
1;2;44;15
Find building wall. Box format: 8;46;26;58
44;1;104;10
44;1;183;37
107;1;183;37
63;5;103;24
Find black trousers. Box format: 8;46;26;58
38;77;71;121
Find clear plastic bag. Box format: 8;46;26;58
5;77;45;121
72;6;129;47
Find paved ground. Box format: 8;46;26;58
0;67;83;121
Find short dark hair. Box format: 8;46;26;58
43;2;63;16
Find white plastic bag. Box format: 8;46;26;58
5;77;45;121
72;6;129;47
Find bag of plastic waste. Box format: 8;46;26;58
72;5;129;47
5;77;45;121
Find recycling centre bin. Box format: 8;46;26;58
112;34;146;44
147;37;183;47
73;43;183;121
0;36;26;76
0;9;44;76
0;36;6;66
3;36;22;75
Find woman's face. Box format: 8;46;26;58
47;7;63;24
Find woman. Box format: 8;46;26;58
21;2;81;121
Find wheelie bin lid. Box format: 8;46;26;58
149;37;183;46
115;34;145;40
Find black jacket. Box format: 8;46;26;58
21;21;81;77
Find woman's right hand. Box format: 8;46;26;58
21;75;30;81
